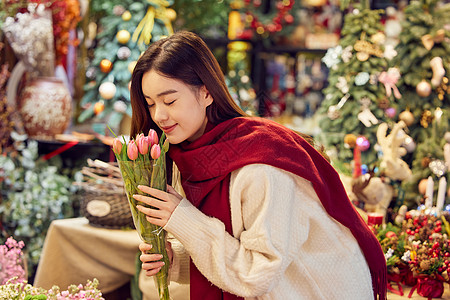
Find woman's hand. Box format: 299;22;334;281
133;184;183;227
139;242;173;277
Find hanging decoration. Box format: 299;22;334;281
421;29;445;51
436;77;449;100
132;0;174;45
416;80;432;97
378;68;402;99
430;57;445;87
241;0;296;37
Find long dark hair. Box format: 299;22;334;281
130;31;247;138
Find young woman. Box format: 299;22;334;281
129;31;387;300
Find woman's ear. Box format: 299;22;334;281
200;85;213;107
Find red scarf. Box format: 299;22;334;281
169;117;387;300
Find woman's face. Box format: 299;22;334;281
141;70;213;144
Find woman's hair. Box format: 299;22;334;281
130;31;247;138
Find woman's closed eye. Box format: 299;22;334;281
165;99;176;105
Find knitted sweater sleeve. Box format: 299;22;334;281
163;164;308;297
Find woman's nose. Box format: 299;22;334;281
153;104;169;122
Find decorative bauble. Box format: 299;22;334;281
86;67;97;80
421;157;431;168
420;110;433;128
327;105;340;120
344;134;357;148
113;5;125;16
356;52;369;61
94;101;105;115
122;10;131;21
429;159;446;177
356;136;370;151
117;46;131;60
100;59;113;73
99;82;117;100
128;61;137;73
116;29;131;44
18;77;72;139
418;178;428;195
402;136;416;153
377;97;390;109
416;80;432;97
114;100;128;113
385;107;396;118
371;32;386;45
166;8;177;21
399;110;414;126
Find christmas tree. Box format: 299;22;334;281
392;0;450;207
78;0;175;134
317;6;393;175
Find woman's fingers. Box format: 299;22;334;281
139;242;166;277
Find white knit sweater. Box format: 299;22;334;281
161;164;374;300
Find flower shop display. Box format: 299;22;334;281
111;129;170;300
0;277;104;300
376;209;450;299
0;132;79;279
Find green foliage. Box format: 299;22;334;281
317;7;391;171
0;133;79;279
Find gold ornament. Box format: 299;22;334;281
416;80;432;97
399;110;414;127
116;29;131;44
128;61;137;73
166;8;177;21
356;52;369;61
421;29;445;51
418;178;428;195
437;77;449;101
354;39;383;58
122;11;132;21
421;157;431;168
94;100;105;115
371;32;386;45
420;110;433;128
100;59;113;73
344;134;357;148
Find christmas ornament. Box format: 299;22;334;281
354;38;383;59
356;52;369;62
371;32;386;45
416;80;432;97
421;157;431;168
113;5;126;16
429;160;446;177
322;46;342;68
385;107;396;118
117;46;131;60
166;8;177;21
94;100;105;115
359;97;371;109
356;135;370;151
336;76;349;93
358;108;378;127
99;82;117;100
383;45;397;60
341;46;353;63
327;105;340;120
128;61;137;73
355;72;370;86
430;57;445;87
114;100;128;113
116;29;131;44
344;134;357;148
100;59;113;73
399;110;414;126
420;110;433;128
86;67;97;79
445;132;450;172
122;10;132;21
377;98;390;109
418;178;428;195
378;68;402;99
421;29;445;51
437;77;449;101
402;136;416;153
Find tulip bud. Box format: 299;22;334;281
151;144;161;160
112;138;123;154
127;140;139;160
136;135;149;155
148;129;159;146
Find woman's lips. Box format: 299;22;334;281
161;124;176;133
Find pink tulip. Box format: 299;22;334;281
148;129;159;146
151;144;161;160
127;140;139;160
112;138;123;154
136;134;149;155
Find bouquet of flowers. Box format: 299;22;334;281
111;129;170;300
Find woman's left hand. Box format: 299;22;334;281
133;185;183;227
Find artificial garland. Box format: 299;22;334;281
241;0;296;38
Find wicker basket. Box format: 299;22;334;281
80;183;134;229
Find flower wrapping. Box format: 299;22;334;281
416;277;444;298
112;130;170;300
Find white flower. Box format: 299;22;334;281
401;250;411;262
384;248;394;260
